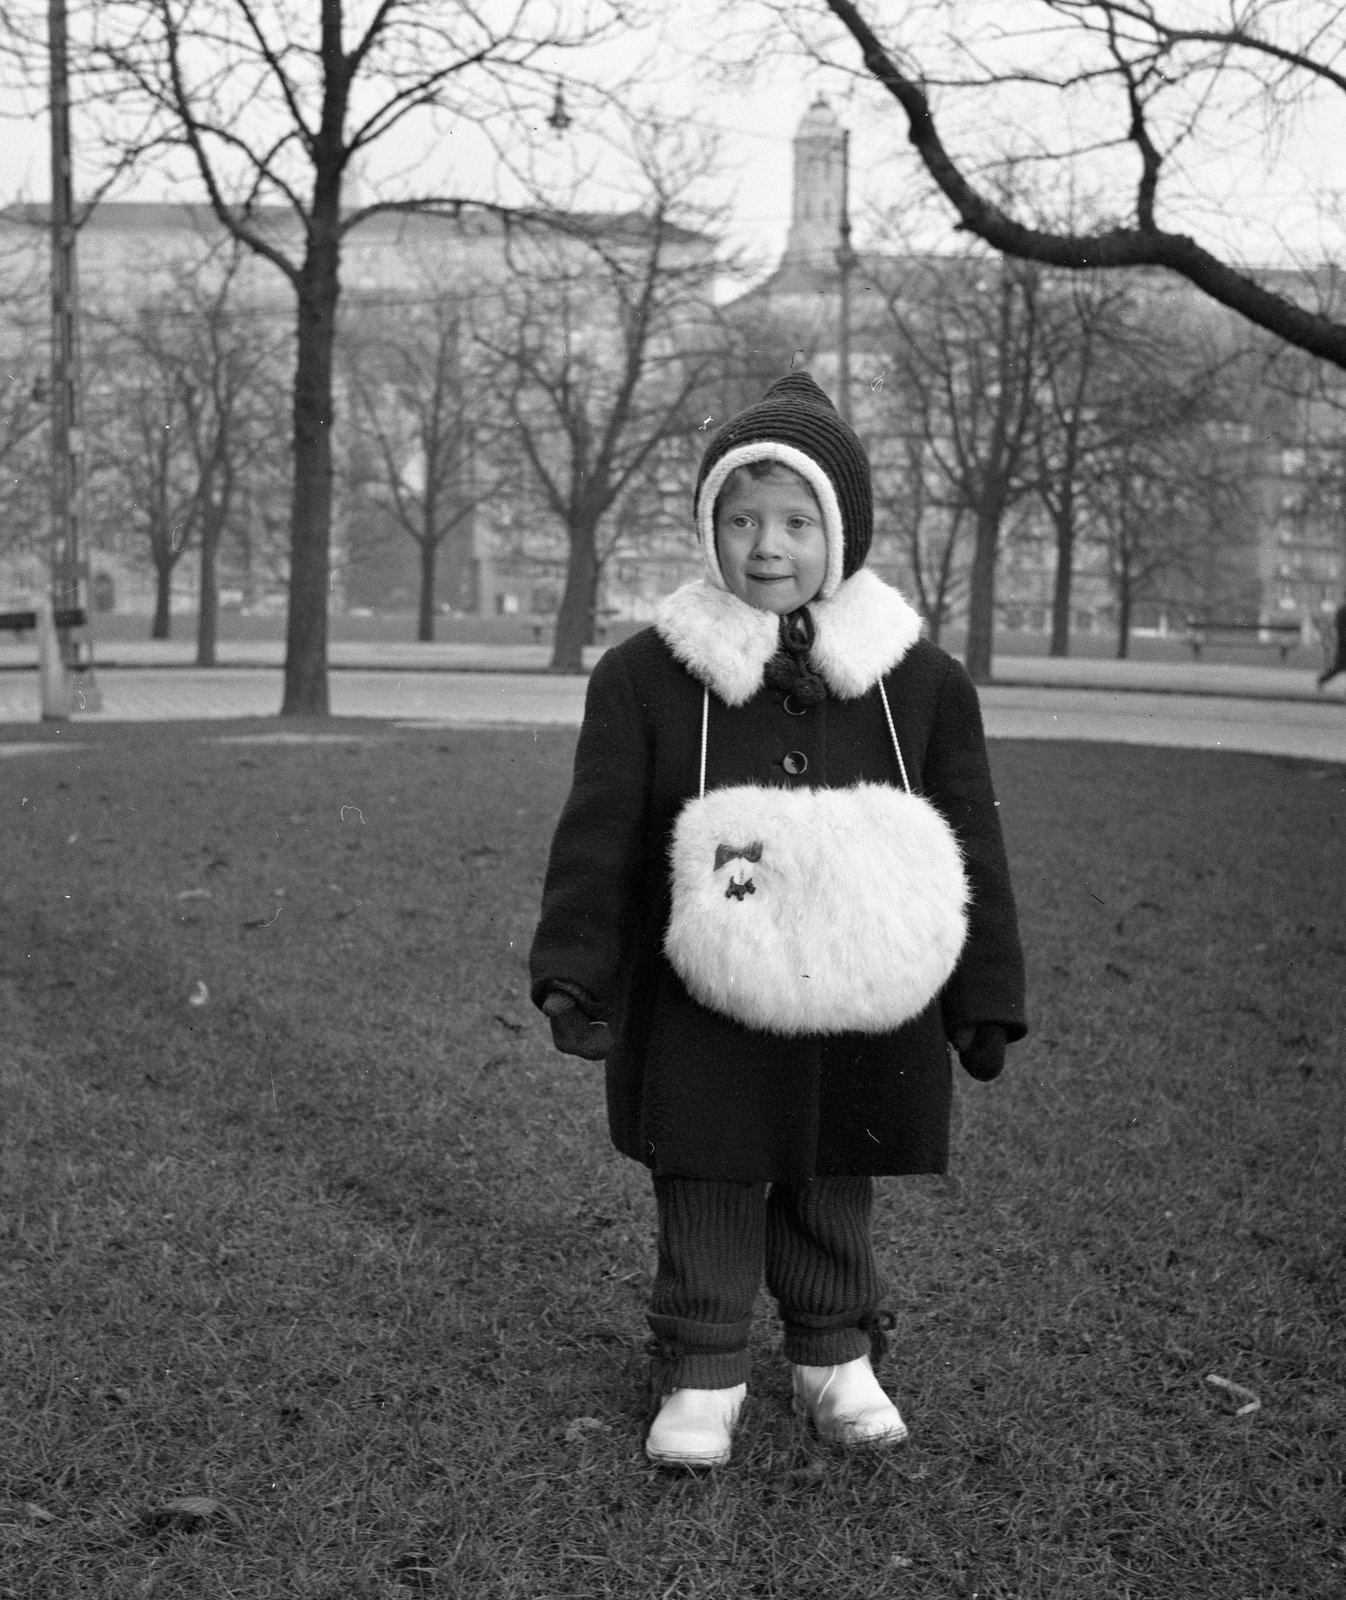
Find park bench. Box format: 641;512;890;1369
530;609;620;645
1;602;99;717
0;606;87;635
1184;617;1301;661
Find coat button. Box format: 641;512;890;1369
781;751;808;776
782;694;807;716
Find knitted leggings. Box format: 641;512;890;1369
648;1176;882;1390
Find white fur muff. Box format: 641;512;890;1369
664;783;969;1036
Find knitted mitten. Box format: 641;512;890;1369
541;991;612;1061
955;1023;1007;1082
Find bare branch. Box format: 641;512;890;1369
1101;7;1162;233
344;42;503;153
158;3;299;283
344;0;399;79
823;0;1346;370
232;0;317;154
1052;0;1346;97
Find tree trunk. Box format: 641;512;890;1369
925;508;965;650
281;225;340;715
197;505;222;667
151;560;172;640
964;498;1002;684
551;520;599;673
418;536;437;643
1049;505;1075;657
930;509;965;649
237;513;256;609
1115;554;1133;659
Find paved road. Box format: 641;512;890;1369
979;684;1345;762
3;633;1338;701
2;663;1343;762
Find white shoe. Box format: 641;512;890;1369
792;1355;908;1446
645;1384;747;1468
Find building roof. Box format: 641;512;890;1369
0;199;711;248
795;96;843;141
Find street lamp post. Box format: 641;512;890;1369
47;0;99;716
836;127;857;426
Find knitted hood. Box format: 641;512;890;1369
693;372;873;599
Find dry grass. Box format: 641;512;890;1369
2;721;1343;1598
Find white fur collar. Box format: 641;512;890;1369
655;568;923;706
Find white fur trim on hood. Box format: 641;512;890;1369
655;567;923;706
695;441;846;600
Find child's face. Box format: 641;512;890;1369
714;469;828;614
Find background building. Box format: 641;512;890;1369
725;99;1346;644
3;105;1343;641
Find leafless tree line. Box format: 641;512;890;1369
1;208;1332;680
340;189;726;672
5;0;1346;703
854;248;1279;671
0;178;733;675
0;0;641;712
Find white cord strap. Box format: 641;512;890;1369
876;680;911;794
699;679;908;795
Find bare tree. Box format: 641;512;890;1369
1032;278;1128;656
90;0;625;713
0;236;49;565
186;269;291;665
87;304;200;638
888;438;967;645
343;291;494;641
1084;422;1250;658
232;413;294;611
1028;271;1220;655
869;252;1040;681
86;253;287;654
860;369;969;642
815;0;1346;370
479;181;723;672
1237;342;1346;636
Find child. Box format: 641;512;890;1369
530;373;1026;1468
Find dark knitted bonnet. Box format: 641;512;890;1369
693;371;873;598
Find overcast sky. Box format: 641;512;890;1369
0;3;836;280
1;1;1342;280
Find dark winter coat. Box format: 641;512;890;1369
529;570;1027;1184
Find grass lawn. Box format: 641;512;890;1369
2;723;1343;1599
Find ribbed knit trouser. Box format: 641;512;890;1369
648;1176;882;1390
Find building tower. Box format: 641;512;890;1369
781;96;846;280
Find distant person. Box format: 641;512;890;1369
1319;596;1346;689
529;374;1026;1470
